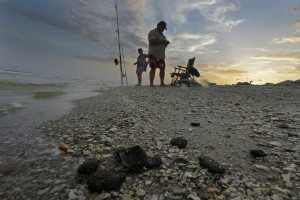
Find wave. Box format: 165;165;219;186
0;69;75;80
0;81;67;89
0;69;37;76
0;102;26;116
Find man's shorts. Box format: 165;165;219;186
148;54;165;69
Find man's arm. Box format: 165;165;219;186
149;38;169;45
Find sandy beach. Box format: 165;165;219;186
1;85;300;200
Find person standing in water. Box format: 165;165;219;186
134;48;148;86
148;21;169;86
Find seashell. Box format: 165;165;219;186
58;143;68;152
119;145;148;171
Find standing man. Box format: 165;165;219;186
148;21;169;86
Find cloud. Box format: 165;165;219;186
1;0;115;45
170;33;217;54
252;53;300;64
293;19;300;27
255;48;271;52
219;69;247;75
295;65;300;72
163;0;244;31
291;6;300;15
272;35;300;44
74;55;105;62
198;62;237;72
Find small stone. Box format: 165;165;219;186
190;122;200;126
170;137;187;149
145;180;152;185
94;193;111;200
282;173;290;182
285;181;293;188
198;155;226;174
136;189;146;197
77;195;86;200
269;141;282;147
173;185;182;194
68;190;77;200
232;179;241;186
245;182;254;189
109;127;118;132
271;195;283;200
37;187;50;196
254;164;270;172
246;189;253;196
77;159;99;174
187;194;200;200
250;149;267;157
253;188;261;195
0;161;21;175
147;155;163;169
87;171;127;193
230;197;241;200
198;185;209;199
278;123;289;129
206;187;218;193
272;186;287;196
185;172;195;179
224;133;231;138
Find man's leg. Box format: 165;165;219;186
149;68;156;86
159;67;165;86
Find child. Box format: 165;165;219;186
134;48;148;86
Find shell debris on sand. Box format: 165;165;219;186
2;86;298;200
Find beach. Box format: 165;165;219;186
1;85;300;199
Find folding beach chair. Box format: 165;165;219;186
170;57;200;86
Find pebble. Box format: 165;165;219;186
171;185;182;194
253;188;261;195
269;141;282;147
37;187;50;196
254;164;270;172
136;189;146;197
94;193;111;200
68;190;77;199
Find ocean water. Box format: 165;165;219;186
0;70;112;163
0;70;110;116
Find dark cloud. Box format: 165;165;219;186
1;1;105;43
291;6;300;15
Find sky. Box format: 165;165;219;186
0;0;299;85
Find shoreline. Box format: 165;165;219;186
1;85;300;199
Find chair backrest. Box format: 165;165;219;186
186;57;200;77
187;57;195;68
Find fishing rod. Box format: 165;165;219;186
114;0;128;86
